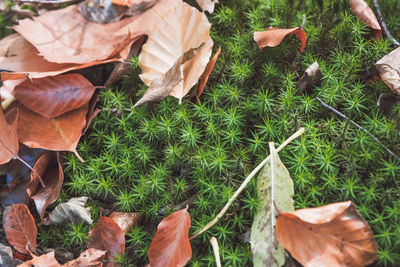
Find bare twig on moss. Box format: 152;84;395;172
372;0;400;47
210;237;222;267
316;97;400;162
189;127;305;240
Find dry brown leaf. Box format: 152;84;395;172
78;0;129;23
14;74;95;119
1;78;25;109
43;196;93;225
196;0;218;13
63;248;106;267
109;211;143;234
254;27;307;52
375;46;400;95
18;251;60;267
349;0;381;39
17;104;88;153
0;106;18;164
196;46;221;103
0;34;119;81
139;1;213;103
28;152;64;221
275;201;377;267
298;61;322;92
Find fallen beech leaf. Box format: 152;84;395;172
254;27;307;52
196;0;218;13
349;0;381;39
125;0;158;16
109;211;143;234
148;208;192;267
63;248;106;267
88;217;125;267
275;201;377;267
78;0;129;23
0;242;14;266
14;74;95;119
196;46;221;103
3;203;37;254
0;34;119;81
17;104;88;153
298;61;322;92
251;143;294;267
43;196;93;225
112;0;133;6
1;78;25;109
0;107;18;164
18;251;60;267
139;1;213;103
375;46;400;95
28;152;63;221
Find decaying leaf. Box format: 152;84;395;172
275;201;378;267
196;0;218;13
14;74;95;119
0;34;119;81
17;104;88;153
196;46;221;103
88;217;125;267
139;1;213;103
254;27;307;52
1;78;25;109
0;107;18;164
377;93;398;117
3;204;37;255
18;251;60;267
148;208;192;267
63;248;106;267
349;0;381;39
43;196;93;225
109;211;143;234
250;142;294;267
28;152;64;221
78;0;129;23
375;46;400;95
298;61;322;92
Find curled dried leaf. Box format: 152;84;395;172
196;46;221;103
375;47;400;95
349;0;381;39
109;211;143;234
196;0;218;13
254;27;307;52
18;251;60;267
44;196;93;225
0;107;18;165
63;248;106;267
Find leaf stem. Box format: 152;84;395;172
189;127;305;240
210;237;222;267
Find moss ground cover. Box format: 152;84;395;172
3;0;400;266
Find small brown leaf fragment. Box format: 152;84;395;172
17;104;88;152
3;204;37;255
298;61;322;92
18;251;60;267
88;217;125;267
109;211;143;234
275;201;378;267
28;152;64;221
62;248;106;267
0;107;18;165
349;0;381;39
196;0;218;13
43;196;93;225
375;46;400;95
254;27;307;52
196;46;221;103
14;74;95;119
148;208;192;267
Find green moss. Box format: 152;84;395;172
30;0;400;265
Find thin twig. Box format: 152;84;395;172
189;127;305;240
209;237;222;267
316;97;400;162
372;0;400;47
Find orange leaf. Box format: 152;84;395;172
0;107;18;164
18;251;60;267
14;74;95;119
275;201;377;267
196;46;221;103
62;248;106;267
16;104;88;153
349;0;381;39
27;152;64;221
112;0;133;7
254;27;307;52
148;208;192;267
88;217;125;267
3;204;37;255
